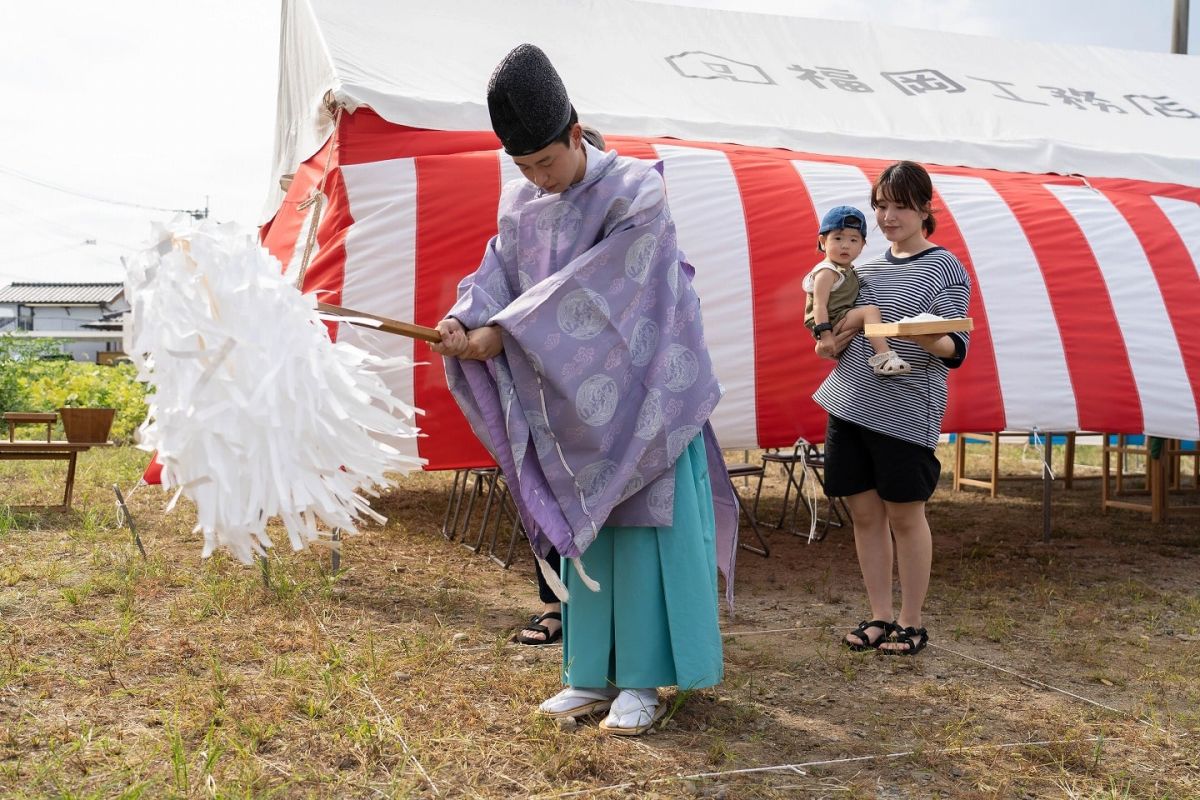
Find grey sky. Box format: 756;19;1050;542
0;1;1194;286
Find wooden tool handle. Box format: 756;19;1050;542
317;302;443;343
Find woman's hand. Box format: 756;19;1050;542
815;319;856;360
431;318;468;358
461;325;504;361
901;333;955;358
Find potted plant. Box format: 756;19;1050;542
58;393;116;444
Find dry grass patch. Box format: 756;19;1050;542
0;443;1198;797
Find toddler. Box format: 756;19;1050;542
804;206;910;376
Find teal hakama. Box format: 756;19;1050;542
561;435;723;690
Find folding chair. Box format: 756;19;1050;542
449;467;500;546
756;443;848;542
725;462;769;557
480;475;526;569
440;469;469;540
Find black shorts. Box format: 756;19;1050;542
822;415;941;503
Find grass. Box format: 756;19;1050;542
0;443;1198;797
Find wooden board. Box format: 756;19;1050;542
0;442;103;452
863;317;974;337
3;412;57;423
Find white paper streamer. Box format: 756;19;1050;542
125;216;425;563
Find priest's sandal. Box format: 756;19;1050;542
537;686;618;719
598;688;666;736
844;619;895;651
882;625;928;656
868;350;911;376
514;611;562;645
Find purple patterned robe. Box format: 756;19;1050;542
444;144;738;595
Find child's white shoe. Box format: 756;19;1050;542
868;350;911;376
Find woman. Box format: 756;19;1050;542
814;161;971;656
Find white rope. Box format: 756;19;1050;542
927;642;1170;734
571;556;601;592
535;371;604;591
720;622;1174;734
358;684;440;797
1071;173;1100;193
541;736;1117;798
718;620;1172;734
722;625;837;638
536;555;570;603
1029;427;1058;480
291;106;342;291
454;624;840;654
796;439;820;543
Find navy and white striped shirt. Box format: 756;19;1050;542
812;246;971;450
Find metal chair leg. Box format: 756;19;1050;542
730;479;769;558
497;489;525;569
486;482;524;569
484;498;506;568
774;459;796;530
462;469;499;552
738;506;770;557
442;469;468;541
751;464;768;523
458;468;495;546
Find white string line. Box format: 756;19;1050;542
723;625;837;638
724;624;1172;734
1029;427;1058;480
357;684;440;796
476;623;1165;733
455;625;841;653
722;623;1172;734
926;642;1171;734
465;625;1174;734
539;736;1118;798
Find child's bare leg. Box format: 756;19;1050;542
843;306;891;356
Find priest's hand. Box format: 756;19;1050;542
815;319;855;360
431;318;468;358
462;325;504;361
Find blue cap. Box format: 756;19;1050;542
819;205;867;235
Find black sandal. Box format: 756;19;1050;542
882;625;928;656
843;619;894;651
514;612;562;646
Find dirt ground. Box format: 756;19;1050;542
1;443;1198;798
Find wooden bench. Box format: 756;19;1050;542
1;413;107;511
952;431;1080;498
0;442;105;511
1102;435;1200;523
756;444;849;542
5;412;56;443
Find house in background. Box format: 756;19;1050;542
0;282;128;362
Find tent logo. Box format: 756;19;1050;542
666;52;776;85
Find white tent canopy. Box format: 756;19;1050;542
273;0;1200;216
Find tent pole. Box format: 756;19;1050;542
1042;433;1053;542
1172;0;1190;54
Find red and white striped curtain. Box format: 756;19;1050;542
262;111;1200;471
